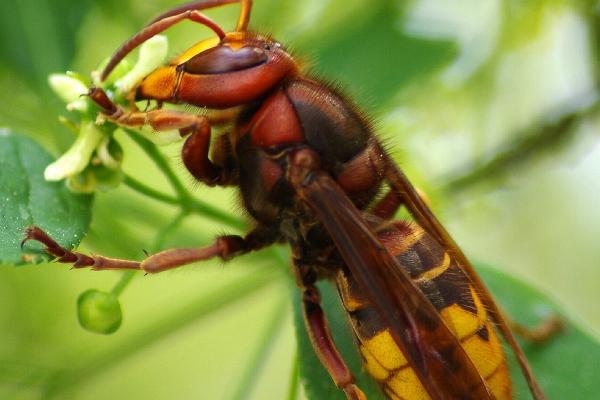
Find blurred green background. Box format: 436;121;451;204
1;0;599;399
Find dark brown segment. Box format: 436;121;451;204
371;189;402;220
181;123;222;185
184;45;267;74
396;233;446;279
477;323;490;341
349;307;386;339
379;221;478;314
336;141;382;194
429;264;476;314
286;79;372;169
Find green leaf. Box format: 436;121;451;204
294;264;600;399
0;130;92;266
479;266;600;399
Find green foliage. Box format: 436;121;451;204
77;289;123;335
479;267;600;399
0;130;92;266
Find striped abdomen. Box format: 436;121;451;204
335;221;512;400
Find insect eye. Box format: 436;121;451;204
183;46;268;75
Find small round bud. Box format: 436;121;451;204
77;289;122;334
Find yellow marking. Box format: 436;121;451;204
386;368;429;400
461;322;505;378
414;252;451;283
357;320;510;399
440;286;487;339
171;37;220;64
360;346;389;380
381;223;425;257
384;389;402;400
362;329;408;370
487;362;512;400
138;67;178;99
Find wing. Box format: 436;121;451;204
380;153;546;400
294;171;493;400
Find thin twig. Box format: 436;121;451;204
123;129;246;230
441;98;600;193
123;174;179;205
124;129;190;201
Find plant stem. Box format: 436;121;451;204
441;99;600;193
110;271;135;297
123;174;179;205
186;197;246;231
123;129;245;230
124;129;189;200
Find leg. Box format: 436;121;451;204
508;315;564;343
22;225;277;273
371;189;401;220
293;258;366;400
90;88;231;185
301;285;366;400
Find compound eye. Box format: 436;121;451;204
183;46;268;74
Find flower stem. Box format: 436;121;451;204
124;129;189;200
123;129;245;230
123;174;179;205
110;271;135;297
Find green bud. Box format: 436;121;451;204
77;289;123;335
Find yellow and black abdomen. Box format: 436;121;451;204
335;221;512;400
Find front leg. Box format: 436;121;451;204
89;87;231;186
22;225;277;273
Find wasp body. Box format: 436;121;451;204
24;1;546;399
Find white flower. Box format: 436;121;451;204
114;35;168;94
44;121;104;181
48;73;89;112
